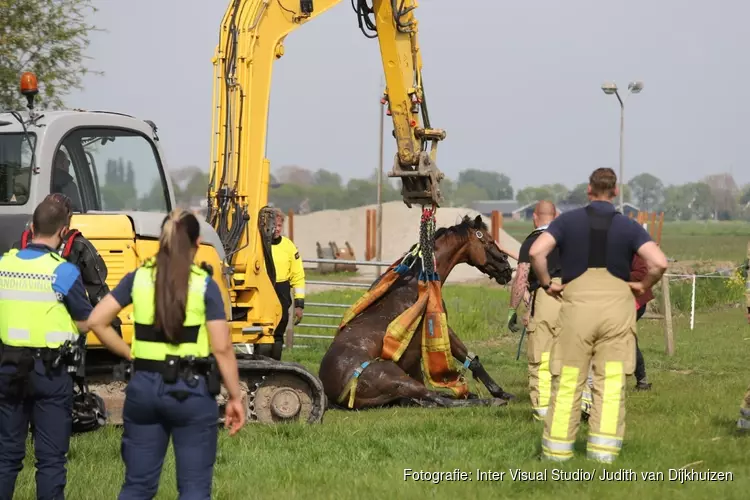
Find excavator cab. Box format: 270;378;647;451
0;72;327;426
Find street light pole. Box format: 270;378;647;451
376;78;385;275
618;94;625;212
601;81;643;213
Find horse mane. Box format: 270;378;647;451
399;214;488;277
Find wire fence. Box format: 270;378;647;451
662;265;746;331
291;258;748;347
290;258;390;345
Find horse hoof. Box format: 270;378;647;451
490;398;508;407
495;391;515;401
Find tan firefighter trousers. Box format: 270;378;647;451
541;268;636;463
740;242;750;429
527;278;562;421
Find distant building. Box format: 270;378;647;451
470;200;520;219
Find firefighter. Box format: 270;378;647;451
269;209;305;360
86;208;245;499
508;200;562;421
736;240;750;430
529;168;667;463
0;197;130;500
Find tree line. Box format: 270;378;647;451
103;162;750;223
267;166;750;221
267;165;516;213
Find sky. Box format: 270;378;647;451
65;0;750;192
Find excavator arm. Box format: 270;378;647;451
207;0;444;337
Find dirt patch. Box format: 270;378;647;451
90;382;127;425
667;260;738;275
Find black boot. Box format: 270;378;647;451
635;379;652;391
271;340;284;361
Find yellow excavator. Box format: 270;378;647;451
0;0;445;425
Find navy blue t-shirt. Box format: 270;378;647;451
545;201;652;284
111;269;226;321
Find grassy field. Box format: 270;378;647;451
13;281;750;499
11;221;749;499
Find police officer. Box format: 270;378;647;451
508;200;562;421
529;168;667;463
736;240;750;430
269;209;305;360
0;197;130;500
86;208;245;499
14;193;120;325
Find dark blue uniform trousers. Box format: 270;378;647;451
118;371;218;500
0;359;73;500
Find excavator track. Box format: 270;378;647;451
218;355;327;425
81;355;326;430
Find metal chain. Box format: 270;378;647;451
419;206;436;276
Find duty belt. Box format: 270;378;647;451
1;343;80;371
0;343;79;400
132;355;221;395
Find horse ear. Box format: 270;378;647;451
474;214;482;226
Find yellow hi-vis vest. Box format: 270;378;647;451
131;261;210;361
0;249;79;348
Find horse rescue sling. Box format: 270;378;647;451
336;207;469;408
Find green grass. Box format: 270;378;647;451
13;284;750;499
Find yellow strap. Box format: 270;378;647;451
336;358;380;409
337;376;358;408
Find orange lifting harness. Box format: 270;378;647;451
338;206;468;400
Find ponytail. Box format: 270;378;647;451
154;209;201;343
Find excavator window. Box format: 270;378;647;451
54;128;171;214
0;133;35;205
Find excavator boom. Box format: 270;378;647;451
207;0;445;341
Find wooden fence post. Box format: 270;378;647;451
287;209;294;241
661;277;675;356
491;210;500;243
649;212;657;238
365;209;372;261
656;212;664;245
369;209;377;260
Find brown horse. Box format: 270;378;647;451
318;215;516;410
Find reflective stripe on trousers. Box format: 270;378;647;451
527;280;560;422
542;269;634;463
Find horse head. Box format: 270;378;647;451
434;214;514;285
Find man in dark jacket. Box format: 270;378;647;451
630;253;654;390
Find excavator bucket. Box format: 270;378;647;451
329;241;357;272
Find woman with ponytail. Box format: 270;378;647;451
87;209;245;499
